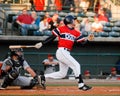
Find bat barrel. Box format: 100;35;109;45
9;45;35;49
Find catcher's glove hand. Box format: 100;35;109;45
88;33;94;41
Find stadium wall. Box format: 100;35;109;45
0;40;120;75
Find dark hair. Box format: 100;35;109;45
41;15;48;21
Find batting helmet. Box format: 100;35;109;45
64;15;76;25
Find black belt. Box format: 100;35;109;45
64;48;70;51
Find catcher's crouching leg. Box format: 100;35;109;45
0;70;19;89
37;74;46;90
21;71;46;90
21;72;46;90
34;71;46;89
21;79;37;89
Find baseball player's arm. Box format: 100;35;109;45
51;61;59;65
35;35;56;49
4;65;11;72
43;61;58;65
3;60;13;72
76;31;94;45
42;35;56;45
23;60;36;77
26;67;36;77
16;16;23;25
80;34;94;44
35;27;61;49
76;34;88;43
43;61;51;65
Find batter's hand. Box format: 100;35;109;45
35;42;43;49
88;33;94;41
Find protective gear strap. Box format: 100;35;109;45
75;74;84;83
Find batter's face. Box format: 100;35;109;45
67;20;75;29
72;20;75;26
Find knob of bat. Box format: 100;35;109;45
35;42;43;49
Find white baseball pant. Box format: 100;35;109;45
45;47;81;79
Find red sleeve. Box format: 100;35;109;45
16;15;22;22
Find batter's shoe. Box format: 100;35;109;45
37;75;46;90
79;84;92;91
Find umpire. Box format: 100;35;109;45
0;48;45;90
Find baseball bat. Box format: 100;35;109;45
9;45;36;49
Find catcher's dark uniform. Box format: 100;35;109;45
1;57;33;87
0;51;42;89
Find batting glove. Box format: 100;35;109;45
35;42;43;49
88;33;94;41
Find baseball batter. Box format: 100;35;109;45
35;15;94;91
0;48;46;90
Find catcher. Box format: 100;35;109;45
0;48;46;90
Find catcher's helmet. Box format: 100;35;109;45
10;48;23;57
10;51;19;57
64;15;76;25
10;48;23;52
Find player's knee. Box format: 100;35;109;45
9;70;19;80
20;79;36;89
2;70;19;88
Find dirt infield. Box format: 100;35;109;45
0;86;120;96
0;79;120;96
